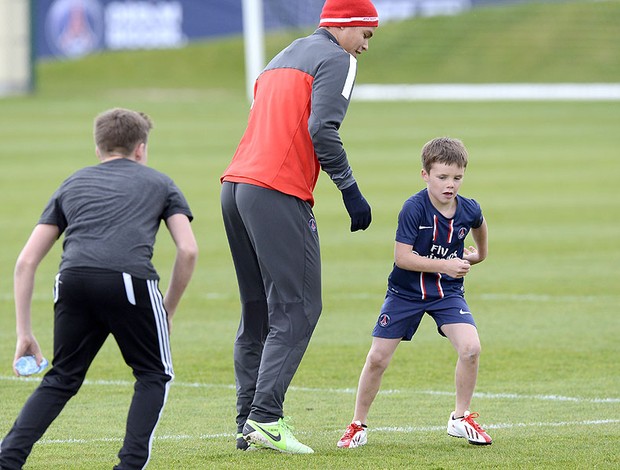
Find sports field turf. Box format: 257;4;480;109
0;2;618;468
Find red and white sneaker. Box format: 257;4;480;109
447;411;492;445
337;420;368;448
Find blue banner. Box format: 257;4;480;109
36;0;244;59
35;0;483;60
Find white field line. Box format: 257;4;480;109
2;375;616;445
2;375;618;404
374;419;620;433
1;292;618;302
353;83;620;101
33;419;620;446
478;293;617;303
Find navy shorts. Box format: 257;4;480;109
372;291;477;340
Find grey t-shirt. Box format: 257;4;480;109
39;158;193;280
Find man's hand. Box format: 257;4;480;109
342;183;372;232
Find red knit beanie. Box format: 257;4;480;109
319;0;379;28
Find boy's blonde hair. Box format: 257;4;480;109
94;108;153;156
421;137;468;173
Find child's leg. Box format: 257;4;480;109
0;269;108;470
108;276;174;468
440;323;481;417
353;337;401;424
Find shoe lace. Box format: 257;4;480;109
280;417;305;445
342;422;363;440
463;412;486;433
280;416;296;433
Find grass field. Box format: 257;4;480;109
1;2;619;469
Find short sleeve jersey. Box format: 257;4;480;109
39;158;193;280
387;189;483;301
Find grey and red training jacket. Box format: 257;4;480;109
222;28;359;207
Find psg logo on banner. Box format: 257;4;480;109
45;0;104;59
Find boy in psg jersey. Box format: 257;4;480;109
0;108;198;469
337;137;492;449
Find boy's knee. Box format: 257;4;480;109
366;349;391;371
459;342;481;362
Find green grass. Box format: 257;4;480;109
33;0;620;96
360;0;620;83
1;1;619;468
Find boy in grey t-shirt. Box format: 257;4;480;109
0;108;198;469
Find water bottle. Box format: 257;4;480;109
15;355;49;376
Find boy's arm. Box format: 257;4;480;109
13;224;59;374
463;218;488;265
162;213;198;329
394;241;472;279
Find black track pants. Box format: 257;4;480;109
0;268;173;470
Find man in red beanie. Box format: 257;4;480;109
220;0;378;455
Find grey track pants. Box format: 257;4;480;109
221;182;322;429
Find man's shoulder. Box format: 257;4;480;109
279;29;350;67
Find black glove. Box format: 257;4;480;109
342;182;372;232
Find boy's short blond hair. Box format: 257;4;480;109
421;137;468;173
94;108;153;156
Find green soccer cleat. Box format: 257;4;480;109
243;417;314;454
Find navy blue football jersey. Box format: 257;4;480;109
387;189;483;301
